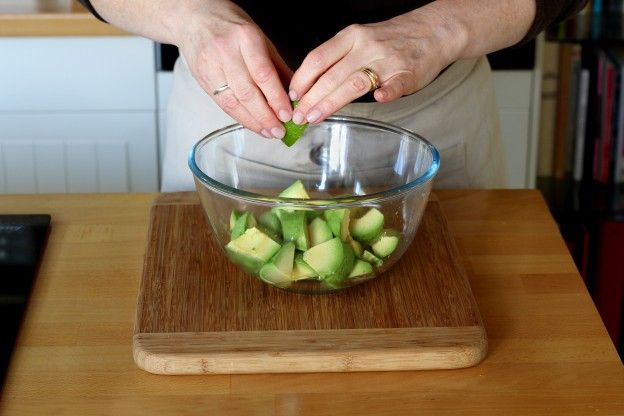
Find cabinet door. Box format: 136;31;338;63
0;112;158;193
493;70;535;188
0;36;155;111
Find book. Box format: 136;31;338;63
573;69;590;181
537;42;560;177
553;44;575;178
598;58;616;183
566;45;583;174
606;46;624;184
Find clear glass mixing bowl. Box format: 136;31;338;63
189;116;439;294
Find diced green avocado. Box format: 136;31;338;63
230;212;257;241
350;208;385;244
305;210;321;222
361;250;383;267
348;259;373;278
292;253;318;280
308;217;333;247
259;210;281;235
225;227;281;273
259;242;296;284
229;210;242;231
278;179;310;199
281;100;309;147
349;238;364;257
303;238;354;282
324;208;351;242
323;243;355;287
278;209;310;251
371;229;401;258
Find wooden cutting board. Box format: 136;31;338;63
133;192;487;374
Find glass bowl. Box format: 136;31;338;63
189;116;439;294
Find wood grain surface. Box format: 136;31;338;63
1;190;623;415
0;1;126;36
134;194;486;374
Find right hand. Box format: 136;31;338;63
174;0;293;138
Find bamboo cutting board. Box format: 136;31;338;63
133;192;487;374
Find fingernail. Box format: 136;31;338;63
306;109;321;123
271;126;285;139
261;129;271;138
289;90;298;100
278;109;291;122
292;112;305;125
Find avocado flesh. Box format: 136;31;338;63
259;242;296;284
371;229;401;258
230;212;257;241
350;208;385;244
309;217;333;247
278;209;310;251
303;238;354;283
348;259;374;278
225;227;281;273
324;209;351;242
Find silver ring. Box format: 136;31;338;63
213;84;230;95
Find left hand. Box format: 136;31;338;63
288;7;465;125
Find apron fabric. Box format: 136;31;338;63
161;55;508;191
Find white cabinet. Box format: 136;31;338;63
0;36;158;193
491;37;543;188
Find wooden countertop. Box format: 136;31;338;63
0;0;126;36
0;190;622;415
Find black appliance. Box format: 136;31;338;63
0;215;50;390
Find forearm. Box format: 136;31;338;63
412;0;536;61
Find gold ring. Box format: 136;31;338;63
360;67;380;92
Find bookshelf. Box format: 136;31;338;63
541;11;624;359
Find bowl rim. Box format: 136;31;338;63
188;115;440;207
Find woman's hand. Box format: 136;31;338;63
175;0;293;138
288;0;535;125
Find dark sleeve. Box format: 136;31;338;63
76;0;107;22
518;0;589;44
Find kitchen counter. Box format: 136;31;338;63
0;190;622;415
0;0;125;36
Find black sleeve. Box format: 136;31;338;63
518;0;589;44
76;0;107;23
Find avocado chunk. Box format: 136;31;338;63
259;210;281;235
348;259;374;278
281;100;309;147
229;209;242;231
371;229;401;258
259;242;296;284
225;227;281;273
292;253;318;280
324;208;351;242
278;179;310;199
278;209;310;251
323;243;355;287
308;217;333;247
361;250;383;267
303;238;354;282
350;207;384;244
349;238;364;257
230;212;257;241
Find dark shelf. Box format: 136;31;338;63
537;176;624;221
547;13;624;43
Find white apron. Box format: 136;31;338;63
161;55;508;191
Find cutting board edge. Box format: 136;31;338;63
133;326;487;375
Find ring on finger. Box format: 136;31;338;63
213;84;230;96
360;67;380;92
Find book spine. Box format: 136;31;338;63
573;69;591;181
601;64;616;183
615;67;624;184
554;44;574;179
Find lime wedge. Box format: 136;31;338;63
281;100;308;147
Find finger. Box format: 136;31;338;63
300;69;377;125
291;55;363;124
288;29;354;100
192;64;269;137
241;36;293;123
374;71;417;103
225;56;286;139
